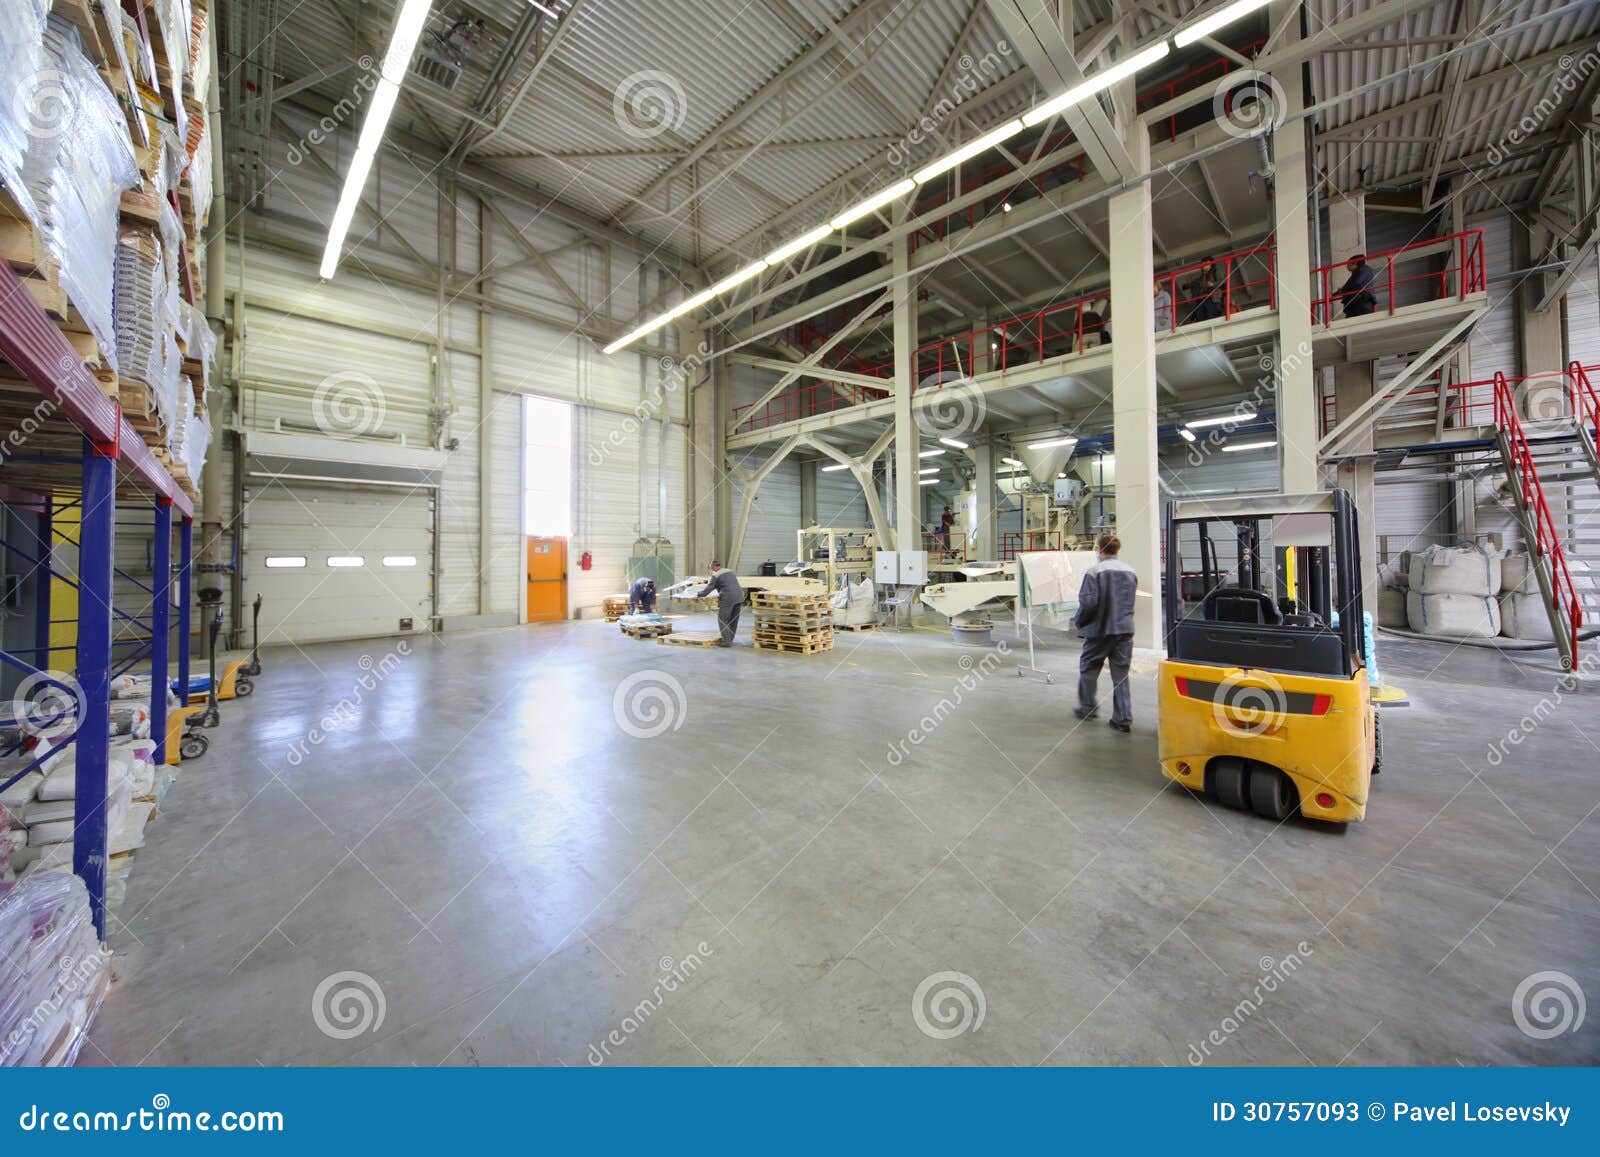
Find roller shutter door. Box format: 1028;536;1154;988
244;483;433;645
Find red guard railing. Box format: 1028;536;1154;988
1493;371;1582;668
734;228;1487;434
1312;229;1484;325
1570;360;1600;445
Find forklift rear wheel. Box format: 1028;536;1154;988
1210;757;1250;811
235;677;254;697
1248;766;1299;821
180;733;208;760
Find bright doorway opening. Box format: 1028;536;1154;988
523;395;572;621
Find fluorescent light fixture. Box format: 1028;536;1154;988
1022;42;1171;128
1027;436;1078;449
1179;427;1197;442
1002;201;1012;212
918;448;945;458
1185;410;1256;428
763;224;833;267
1002;457;1023;466
820;463;851;472
1221;439;1278;452
913;119;1024;185
603;260;765;354
830;178;916;230
938;437;969;449
705;260;767;297
1174;0;1274;49
328;556;365;568
527;0;561;17
919;468;941;476
919;478;941;486
322;0;433;280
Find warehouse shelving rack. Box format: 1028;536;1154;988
0;259;196;937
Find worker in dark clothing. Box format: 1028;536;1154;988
1336;255;1378;317
1073;534;1139;732
698;562;744;646
1080;298;1110;346
940;505;955;547
627;577;657;613
1184;259;1225;322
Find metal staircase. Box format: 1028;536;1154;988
1492;370;1596;671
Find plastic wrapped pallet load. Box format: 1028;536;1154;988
0;0;51;224
17;17;140;370
0;873;112;1066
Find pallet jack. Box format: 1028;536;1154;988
178;590;254;704
166;602;223;765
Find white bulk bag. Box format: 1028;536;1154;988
1406;591;1501;638
1408;543;1501;597
1499;592;1555;640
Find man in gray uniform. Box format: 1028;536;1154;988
1073;534;1138;732
698;562;744;646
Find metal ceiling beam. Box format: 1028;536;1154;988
463;0;590;158
985;0;1137;181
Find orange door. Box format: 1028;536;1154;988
526;536;568;622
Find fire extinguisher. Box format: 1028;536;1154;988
579;551;593;571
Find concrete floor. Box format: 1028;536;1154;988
85;613;1599;1066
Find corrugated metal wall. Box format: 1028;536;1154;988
1567;254;1600;370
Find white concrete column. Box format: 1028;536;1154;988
686;319;721;572
892;223;920;550
1272;14;1319;494
971;443;997;559
1328;194;1379;608
1109;124;1160;650
800;459;818;527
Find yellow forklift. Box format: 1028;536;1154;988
1158;489;1380;824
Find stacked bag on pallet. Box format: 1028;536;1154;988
15;17;139;369
1405;542;1503;637
0;872;112;1066
0;0;51;222
1376;559;1409;628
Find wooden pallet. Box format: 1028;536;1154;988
621;621;673;640
754;626;834;646
660;632;721;648
602;595;630;622
750;591;831;612
836;621;877;632
753;616;833;634
755;636;834;655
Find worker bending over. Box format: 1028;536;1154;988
1073;534;1138;732
698;562;744;646
628;577;657;613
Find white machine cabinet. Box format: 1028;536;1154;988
874;551;899;585
898;550;928;586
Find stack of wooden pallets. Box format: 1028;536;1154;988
602;595;629;622
620;619;673;640
752;591;834;655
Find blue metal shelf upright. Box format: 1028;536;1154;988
0;260;197;937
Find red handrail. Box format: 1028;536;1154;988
1493;371;1582;668
1570;360;1600;445
737;228;1486;435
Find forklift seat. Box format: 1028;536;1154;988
1203;586;1283;625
